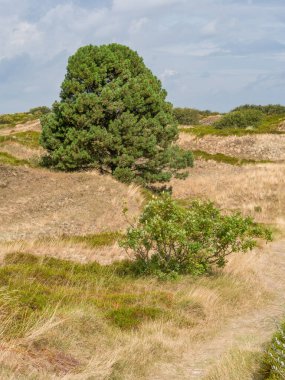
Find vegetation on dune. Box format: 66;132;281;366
0;249;267;378
180;114;285;137
262;320;285;379
232;104;285;116
0;107;49;129
0;151;31;166
120;194;271;277
192;150;271;166
173;107;200;125
41;231;121;248
205;349;263;380
0;251;257;337
0;131;40;149
173;107;218;125
214;109;264;130
40;44;193;184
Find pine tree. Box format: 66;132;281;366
40;44;193;184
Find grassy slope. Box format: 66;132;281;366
192;150;271;166
180;115;285;137
0;131;40;149
0;112;40;129
0;251;266;379
0;151;31;166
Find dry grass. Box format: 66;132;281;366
0;244;272;379
0;124;284;378
0;142;43;161
0;236;126;265
171;161;285;225
179;132;285;161
203;347;262;380
0;165;143;241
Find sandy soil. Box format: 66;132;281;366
179;132;285;161
0;165;142;241
0;120;41;136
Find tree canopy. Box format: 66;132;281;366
40;44;193;184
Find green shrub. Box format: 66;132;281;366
173;108;200;125
262;321;285;379
173;108;218;125
120;194;271;276
40;44;193;184
214;109;264;129
0;109;47;129
232;104;285;116
29;106;51;116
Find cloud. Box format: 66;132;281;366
160;69;178;80
201;20;217;36
129;18;148;34
0;0;285;113
112;0;185;12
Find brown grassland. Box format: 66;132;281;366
0;120;284;379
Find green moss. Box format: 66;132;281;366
0;131;40;149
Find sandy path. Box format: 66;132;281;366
151;239;285;379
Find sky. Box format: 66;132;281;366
0;0;285;113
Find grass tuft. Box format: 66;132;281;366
0;131;40;149
0;151;31;166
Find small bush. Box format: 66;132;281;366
173;108;200;125
29;106;51;116
214;109;264;129
232;104;285;116
262;321;285;379
120;194;271;276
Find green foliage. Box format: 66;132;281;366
173;108;200;125
232;104;285;116
40;44;193;184
173;107;218;125
29;106;50;116
180;114;285;137
214;109;264;129
120;194;271;276
262;321;285;379
0;107;48;129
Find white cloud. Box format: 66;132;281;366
160;69;178;80
158;42;228;57
201;20;217;36
112;0;185;12
0;0;285;113
129;17;148;34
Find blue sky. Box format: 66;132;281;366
0;0;285;113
